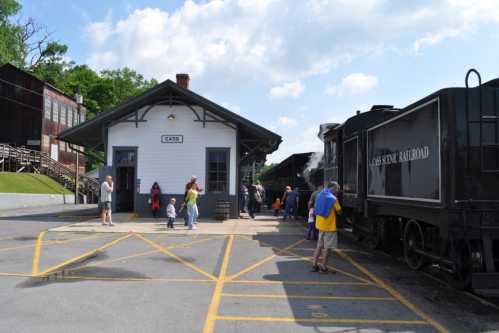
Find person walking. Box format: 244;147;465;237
149;182;162;218
185;183;200;230
100;175;114;226
282;186;298;220
311;181;342;273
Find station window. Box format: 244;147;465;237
80;112;85;124
206;148;229;193
68;107;74;127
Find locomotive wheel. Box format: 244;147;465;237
450;242;472;290
403;220;425;270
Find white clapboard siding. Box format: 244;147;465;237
107;105;237;195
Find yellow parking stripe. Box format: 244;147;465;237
35;233;133;277
336;249;449;333
31;231;46;275
237;235;374;285
221;292;396;301
0;233;114;253
59;275;214;283
226;279;373;286
65;236;224;273
134;233;217;281
203;235;234;333
215;315;429;325
227;238;306;281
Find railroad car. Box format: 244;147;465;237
323;70;499;292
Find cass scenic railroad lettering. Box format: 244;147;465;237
370;146;430;167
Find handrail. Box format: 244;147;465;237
0;143;100;196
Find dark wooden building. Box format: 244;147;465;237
0;64;87;173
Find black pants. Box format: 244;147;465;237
248;199;257;218
152;208;159;218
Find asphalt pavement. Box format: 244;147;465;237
0;205;498;333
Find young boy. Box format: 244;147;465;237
272;198;281;216
166;198;176;229
306;207;318;240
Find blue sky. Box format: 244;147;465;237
20;0;499;163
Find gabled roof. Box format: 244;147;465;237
58;78;281;155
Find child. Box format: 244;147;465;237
306;207;318;240
272;198;281;216
166;198;177;229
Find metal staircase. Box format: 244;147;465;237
0;143;99;203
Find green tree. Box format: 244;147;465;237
0;0;23;66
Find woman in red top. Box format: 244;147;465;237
150;182;162;218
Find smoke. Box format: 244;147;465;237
303;152;323;190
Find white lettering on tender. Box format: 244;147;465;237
370;146;430;167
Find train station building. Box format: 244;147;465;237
59;74;281;218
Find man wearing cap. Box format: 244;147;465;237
311;181;342;273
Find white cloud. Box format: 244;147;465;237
277;116;297;128
83;1;499;84
325;73;378;96
269;81;304;99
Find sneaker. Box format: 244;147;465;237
101;222;108;226
310;265;320;272
108;222;115;226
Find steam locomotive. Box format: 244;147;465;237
322;70;499;292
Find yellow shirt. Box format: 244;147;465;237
186;189;198;206
315;201;342;232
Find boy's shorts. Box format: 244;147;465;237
102;201;111;211
317;231;338;250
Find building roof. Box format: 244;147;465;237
58;78;282;161
0;63;86;108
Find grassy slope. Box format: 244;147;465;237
0;172;73;194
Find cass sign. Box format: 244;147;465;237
161;135;184;144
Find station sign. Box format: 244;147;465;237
161;135;184;144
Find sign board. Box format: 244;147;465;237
367;98;440;202
27;140;41;146
161;135;183;144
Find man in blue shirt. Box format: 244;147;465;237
282;186;298;220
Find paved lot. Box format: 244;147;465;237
0;205;498;333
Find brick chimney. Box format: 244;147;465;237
176;73;190;89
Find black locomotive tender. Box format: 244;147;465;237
323;70;499;292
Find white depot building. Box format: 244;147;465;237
59;74;281;217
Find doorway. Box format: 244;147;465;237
113;148;137;212
116;166;134;212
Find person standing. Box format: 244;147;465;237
311;181;342;273
306;186;322;240
247;182;259;219
166;198;176;229
239;182;248;213
255;181;265;213
185;183;200;230
149;182;162;218
282;186;298;220
183;176;203;226
100;175;114;226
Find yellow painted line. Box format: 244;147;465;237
31;231;46;275
216;315;429;325
221;293;396;301
60;275;215;283
227;238;306;281
0;233;114;253
35;233;133;277
238;235;374;285
134;233;218;281
0;272;33;277
226;279;373;286
203;235;234;333
65;236;223;273
336;249;449;333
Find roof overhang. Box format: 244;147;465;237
58;79;281;161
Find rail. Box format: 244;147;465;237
0;143;99;202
